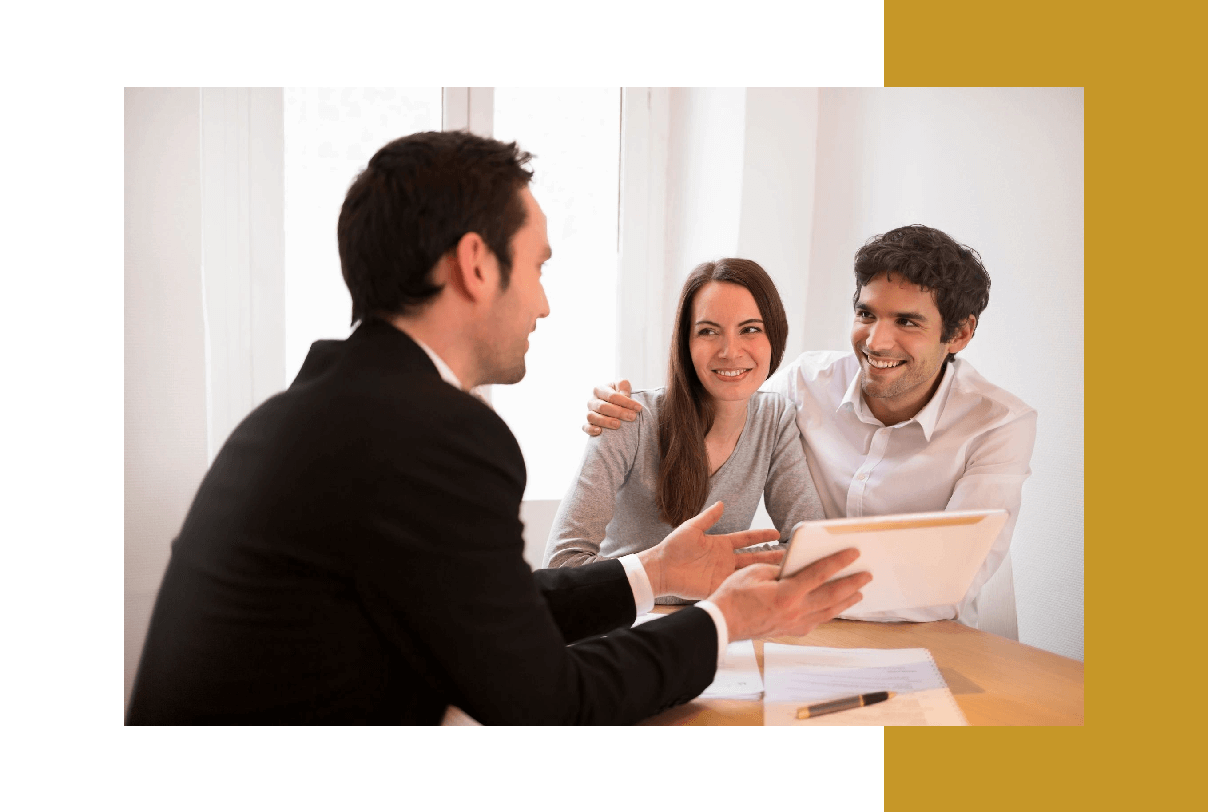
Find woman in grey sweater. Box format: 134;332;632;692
543;259;824;602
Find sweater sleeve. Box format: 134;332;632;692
542;403;643;568
763;397;826;541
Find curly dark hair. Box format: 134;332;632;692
853;225;990;362
337;130;534;325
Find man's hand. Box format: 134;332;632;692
636;501;784;600
709;549;872;642
584;379;643;436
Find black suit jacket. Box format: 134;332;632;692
127;319;718;724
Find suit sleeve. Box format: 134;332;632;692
354;397;717;725
530;560;637;643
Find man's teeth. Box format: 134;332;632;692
716;369;749;377
865;355;904;369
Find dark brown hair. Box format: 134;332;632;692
656;258;789;526
853;224;990;362
337;130;534;325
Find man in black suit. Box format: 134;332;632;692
127;131;870;724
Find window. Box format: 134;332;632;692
491;88;622;500
283;87;442;384
283;87;621;503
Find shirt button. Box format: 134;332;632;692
857;473;868;481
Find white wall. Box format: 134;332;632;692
806;88;1084;659
623;87;822;384
201;88;287;459
125;89;286;710
124;89;210;707
737;88;820;366
634;88;748;391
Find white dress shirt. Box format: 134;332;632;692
765;351;1037;626
405;329;729;663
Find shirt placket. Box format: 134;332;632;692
846;426;893;517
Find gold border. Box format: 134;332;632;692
884;0;1205;803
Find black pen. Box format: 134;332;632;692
796;691;896;719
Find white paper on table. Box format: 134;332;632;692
631;614;763;699
762;644;966;726
700;640;763;699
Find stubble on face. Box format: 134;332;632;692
857;354;942;403
473;187;549;388
851;274;960;423
479;325;528;385
470;270;532;386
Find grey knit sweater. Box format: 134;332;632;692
542;389;824;602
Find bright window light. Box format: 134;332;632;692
491;88;621;501
283;87;442;384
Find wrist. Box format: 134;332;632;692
637;547;663;596
709;591;746;642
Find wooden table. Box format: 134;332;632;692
640;615;1084;726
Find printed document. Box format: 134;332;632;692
633;613;763;699
762;645;966;726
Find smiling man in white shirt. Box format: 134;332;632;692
586;225;1037;630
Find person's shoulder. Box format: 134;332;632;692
623;388;665;427
949;358;1036;419
629;388;664;411
592;387;662;452
303;330;522;466
770;351;857;408
379;382;527;496
748;390;799;426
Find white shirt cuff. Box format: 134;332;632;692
694;599;730;668
619;554;654;616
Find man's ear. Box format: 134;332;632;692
446;232;499;304
946;314;977;354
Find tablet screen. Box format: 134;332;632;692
779;509;1008;615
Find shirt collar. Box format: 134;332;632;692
839;358;954;440
911;362;954;441
840;367;865;416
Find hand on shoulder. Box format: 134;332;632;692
584;379;642;436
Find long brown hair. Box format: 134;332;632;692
656;258;789;526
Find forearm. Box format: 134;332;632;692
941;411;1037;621
543;431;634;568
544;547;606;568
542;493;607;568
532;558;640;642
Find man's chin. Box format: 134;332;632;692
487;363;527;387
859;375;890;400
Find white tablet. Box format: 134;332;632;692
778;509;1008;615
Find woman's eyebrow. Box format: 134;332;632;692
694;318;765;326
